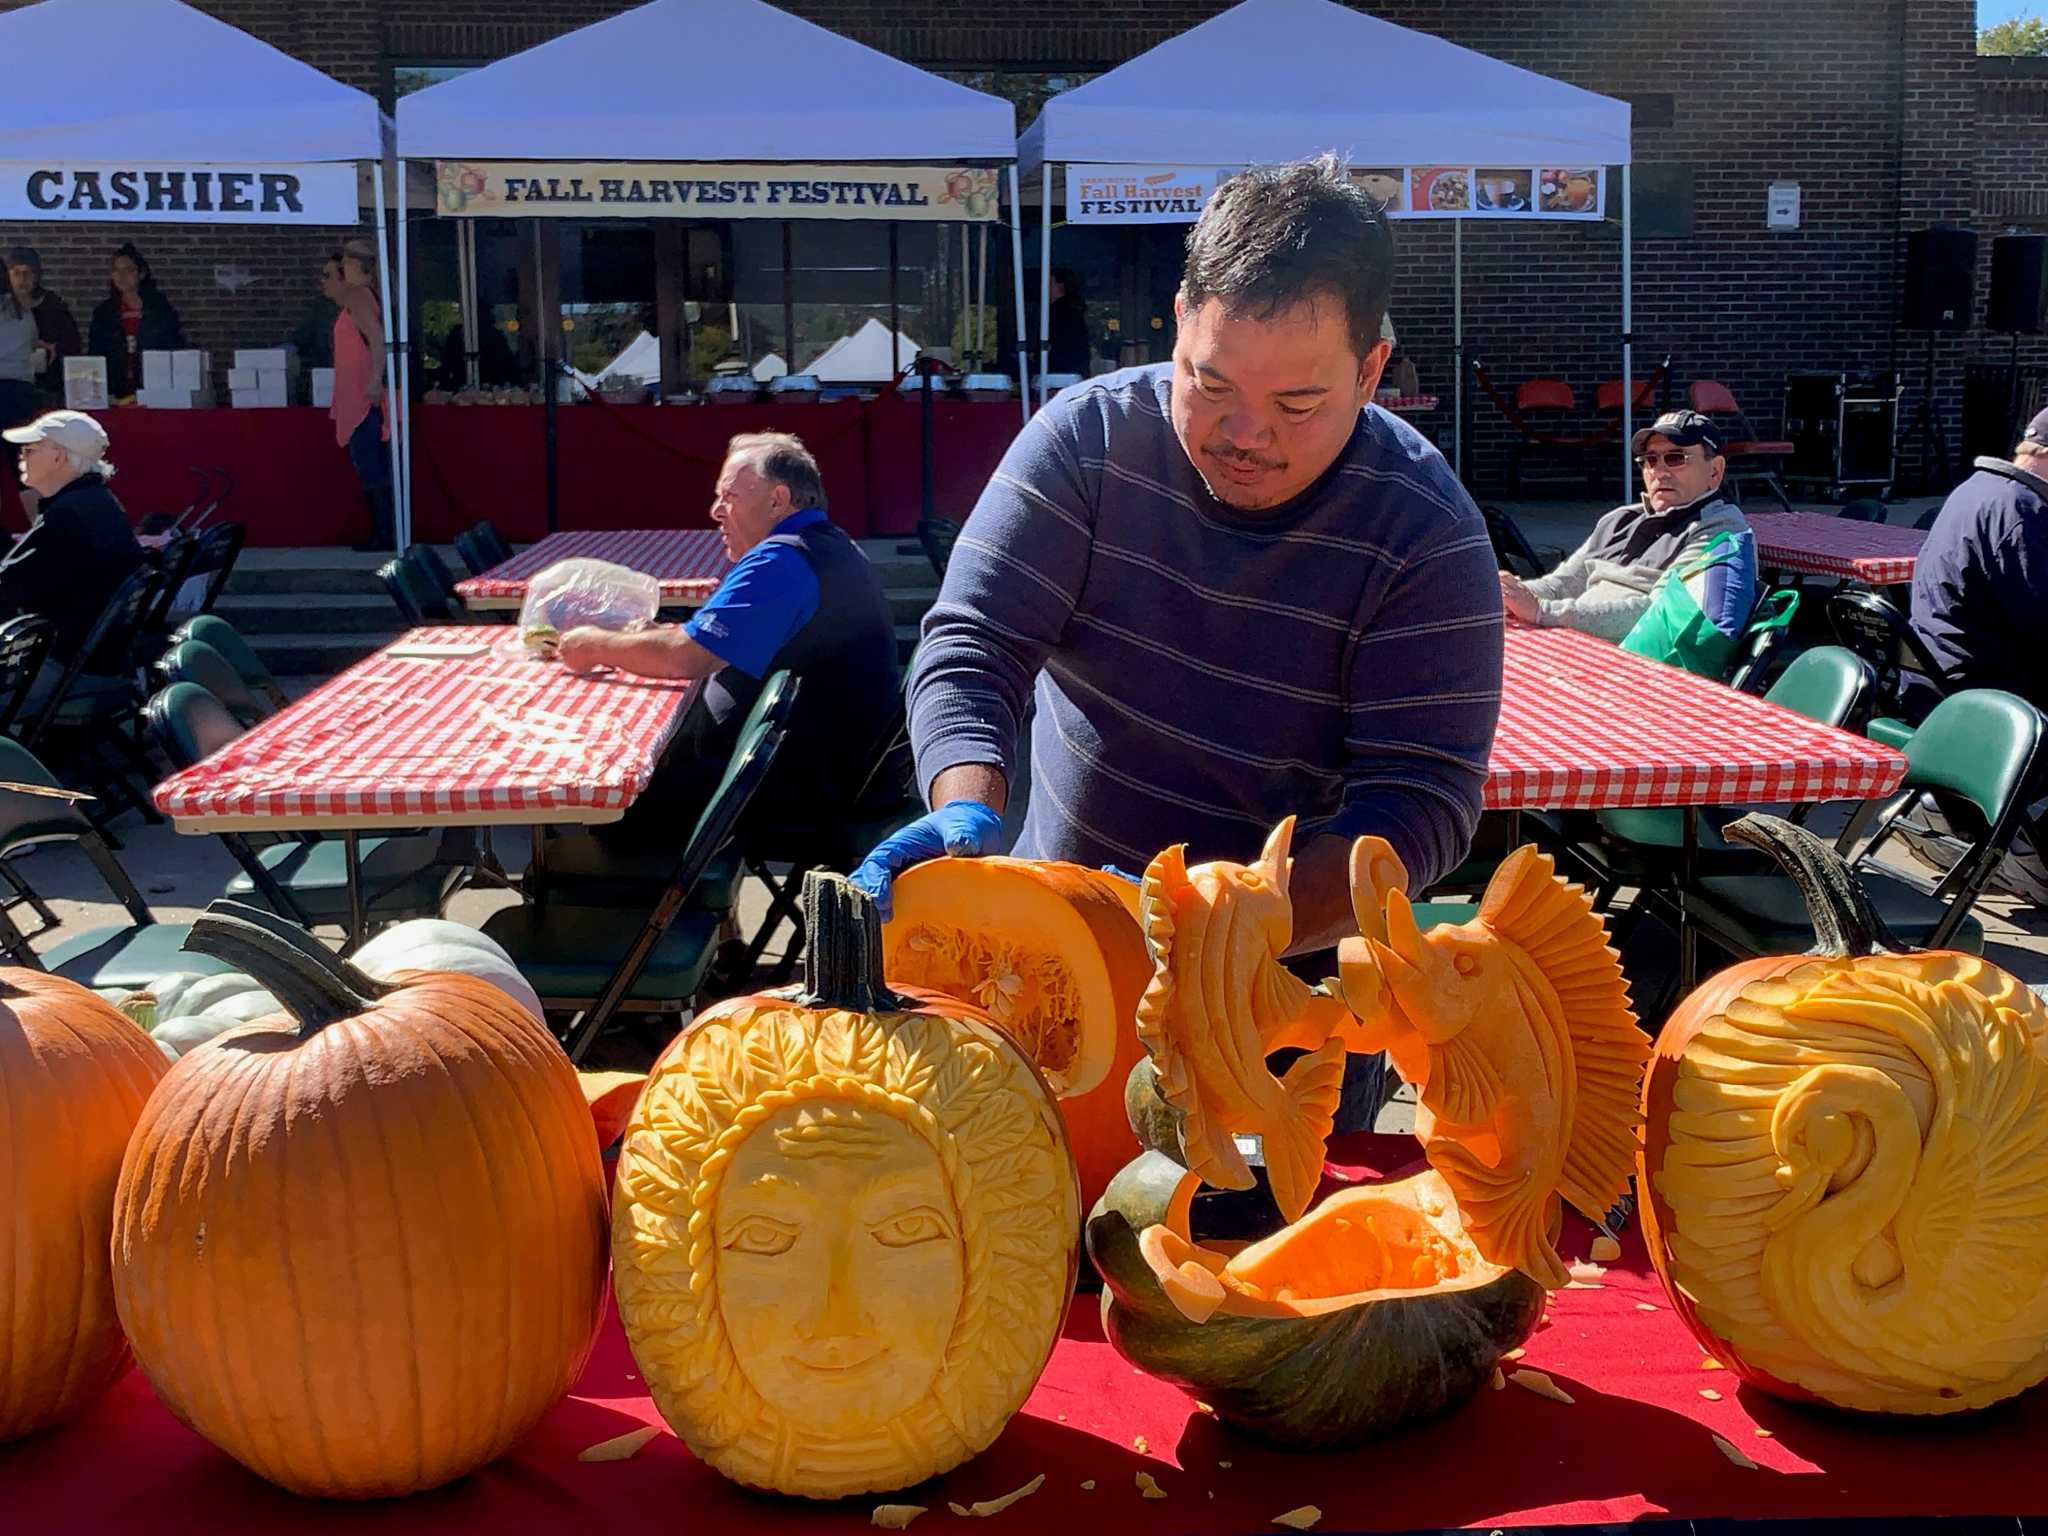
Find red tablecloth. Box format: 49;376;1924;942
1746;510;1925;586
0;396;1024;546
9;1133;2044;1533
454;529;730;609
412;394;1024;544
0;405;373;547
1488;625;1906;809
151;627;696;830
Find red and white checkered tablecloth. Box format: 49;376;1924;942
153;628;697;832
1746;510;1925;585
1489;624;1906;810
454;529;731;610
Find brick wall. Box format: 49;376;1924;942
0;0;2005;494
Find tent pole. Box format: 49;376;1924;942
539;220;558;534
960;223;972;365
1453;217;1464;484
1007;164;1029;427
394;157;414;549
1621;164;1634;500
370;154;401;554
977;223;989;365
454;220;471;390
1039;165;1053;405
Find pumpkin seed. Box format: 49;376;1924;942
870;1505;927;1529
1714;1434;1758;1470
1137;1471;1168;1499
1273;1506;1323;1530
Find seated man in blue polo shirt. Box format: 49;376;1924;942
553;431;905;840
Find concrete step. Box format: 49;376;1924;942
224;563;392;597
888;588;937;626
214;593;406;636
247;631;403;677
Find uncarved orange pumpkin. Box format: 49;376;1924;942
0;971;167;1441
111;904;608;1497
883;857;1150;1211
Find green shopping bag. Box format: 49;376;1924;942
1620;529;1762;678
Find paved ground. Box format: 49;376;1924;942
27;488;2040;1116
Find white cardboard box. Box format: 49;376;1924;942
234;347;292;373
226;366;260;391
170;349;208;387
137;386;214;409
231;387;284;409
309;368;335;408
141;350;175;390
63;356;109;411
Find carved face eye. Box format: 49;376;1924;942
871;1206;953;1250
1454;953;1480;977
724;1216;799;1257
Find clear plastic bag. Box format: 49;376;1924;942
516;558;661;643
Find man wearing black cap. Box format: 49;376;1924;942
1500;408;1754;641
1910;407;2048;717
5;247;82;406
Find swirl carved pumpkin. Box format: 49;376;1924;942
112;904;608;1496
1;972;167;1440
1641;814;2048;1415
614;874;1079;1499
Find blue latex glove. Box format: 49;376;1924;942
849;800;1006;920
1099;863;1142;885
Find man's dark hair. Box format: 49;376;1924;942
1179;155;1394;360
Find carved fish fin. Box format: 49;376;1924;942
1250;953;1346;1053
1421;1029;1504;1128
1255;816;1296;896
1347;835;1410;947
1262;1037;1348;1224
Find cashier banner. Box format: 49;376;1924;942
1066;165;1605;223
0;161;359;224
434;162;1001;221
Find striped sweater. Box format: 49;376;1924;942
908;364;1504;889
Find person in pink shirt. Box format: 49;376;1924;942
329;240;392;551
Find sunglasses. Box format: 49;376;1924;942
1634;449;1698;470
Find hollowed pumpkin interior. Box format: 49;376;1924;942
882;858;1134;1099
1139;1170;1505;1321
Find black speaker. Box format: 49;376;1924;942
1989;235;2048;335
1902;226;1978;332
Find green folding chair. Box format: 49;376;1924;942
0;736;237;987
145;682;458;937
1686;688;2045;958
484;671;799;1063
155;637;274;727
173;614;289;711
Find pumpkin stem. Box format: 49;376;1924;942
1721;813;1905;958
180;900;390;1037
800;872;906;1012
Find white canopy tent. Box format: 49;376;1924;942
396;0;1031;530
804;318;921;382
0;0;397;534
1019;0;1634;481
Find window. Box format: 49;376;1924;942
386;60;479;111
561;222;659;390
1592;164;1695;240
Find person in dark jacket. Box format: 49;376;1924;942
6;246;83;406
88;243;187;401
1910;407;2048;717
0;410;145;659
548;431;905;841
1046;267;1091;377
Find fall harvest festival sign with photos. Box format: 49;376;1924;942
1066;164;1607;223
434;162;1001;221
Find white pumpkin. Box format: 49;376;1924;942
146;971;215;1018
349;919;545;1022
152;1010;291;1060
162;972;276;1023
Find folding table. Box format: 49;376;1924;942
454;528;730;612
1744;510;1925;586
1489;624;1907;985
152;627;699;943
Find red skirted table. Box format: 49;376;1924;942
411;393;1026;543
454;529;730;611
9;1134;2046;1533
0;395;1025;545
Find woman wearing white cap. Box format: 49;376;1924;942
0;409;145;659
